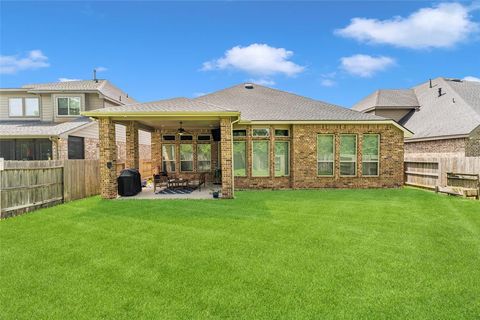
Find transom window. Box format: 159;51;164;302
252;141;269;177
317;134;335;176
162;144;176;172
9;98;40;117
180;144;194;172
233;141;247;176
57;97;81;116
197;144;211;171
362;134;380;176
252;128;270;137
162;135;176;141
275;129;289;137
233;130;247;137
180;135;193;141
197;135;211;141
340;134;357;176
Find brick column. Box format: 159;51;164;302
99;117;117;199
151;129;161;174
125;121;139;169
220;117;234;199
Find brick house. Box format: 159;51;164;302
83;83;411;199
352;77;480;158
0;79;151;162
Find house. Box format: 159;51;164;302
83;83;411;199
352;77;480;157
0;79;151;162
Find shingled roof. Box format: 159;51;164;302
0;117;93;137
21;79;136;105
353;89;419;112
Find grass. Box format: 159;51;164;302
1;188;479;319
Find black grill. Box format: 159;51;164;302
117;169;142;196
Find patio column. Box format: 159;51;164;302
151;129;162;174
99;117;118;199
125;121;139;169
220;117;234;198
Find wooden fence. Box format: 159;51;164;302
405;155;480;189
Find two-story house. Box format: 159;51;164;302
0;79;151;161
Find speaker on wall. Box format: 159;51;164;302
211;128;221;141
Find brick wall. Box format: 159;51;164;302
234;123;404;189
405;138;466;155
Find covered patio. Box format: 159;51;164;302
83;99;240;199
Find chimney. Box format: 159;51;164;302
93;69;98;83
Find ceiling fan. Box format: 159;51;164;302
176;121;191;136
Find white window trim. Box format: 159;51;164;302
162;144;176;172
196;143;212;172
252;127;270;138
180;144;194;172
53;93;85;118
362;134;380;177
252;140;270;177
8;97;41;118
233;141;247;177
274;141;290;177
340;134;357;177
317;134;335;177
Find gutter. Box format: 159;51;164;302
81;111;241;117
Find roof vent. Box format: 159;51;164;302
244;83;254;89
449;78;463;82
438;87;443;97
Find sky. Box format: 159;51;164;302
1;1;479;107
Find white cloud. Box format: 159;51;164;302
248;78;276;86
59;78;81;82
336;3;479;49
0;50;49;74
463;76;480;82
340;54;395;77
201;43;305;77
320;79;336;87
95;66;108;72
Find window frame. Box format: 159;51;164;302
317;134;335;177
233;129;247;137
274;129;290;137
162;135;176;141
362;134;380;177
251;140;270;177
179;143;194;172
8;97;40;118
162;144;176;173
67;136;85;159
274;141;290;177
252;128;270;137
233;141;247;177
54;94;83;117
197;134;211;141
339;134;358;177
0;139;52;160
196;143;212;172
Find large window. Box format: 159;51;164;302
340;134;357;176
274;141;289;177
233;141;246;177
162;144;176;172
68;136;85;159
197;144;211;172
362;134;380;176
180;144;193;172
57;97;81;116
0;139;52;160
9;98;39;117
252;141;269;177
317;134;335;176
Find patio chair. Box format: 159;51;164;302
189;173;207;191
153;171;170;192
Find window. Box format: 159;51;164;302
162;144;176;172
317;135;335;176
162;135;176;141
57;97;81;116
252;141;269;177
252;128;270;137
197;144;211;171
8;98;39;117
275;129;289;137
68;136;85;159
180;135;193;141
275;141;289;176
340;134;357;176
180;144;193;172
362;134;380;176
233;130;247;137
197;135;211;141
233;141;246;176
1;139;51;160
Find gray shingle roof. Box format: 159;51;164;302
195;83;383;121
0;117;92;137
86;97;235;113
352;89;419;111
22;80;136;104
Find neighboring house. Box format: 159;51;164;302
352;77;480;157
0;79;151;161
83;83;411;199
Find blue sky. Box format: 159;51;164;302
1;1;479;107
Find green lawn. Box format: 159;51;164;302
1;188;479;319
